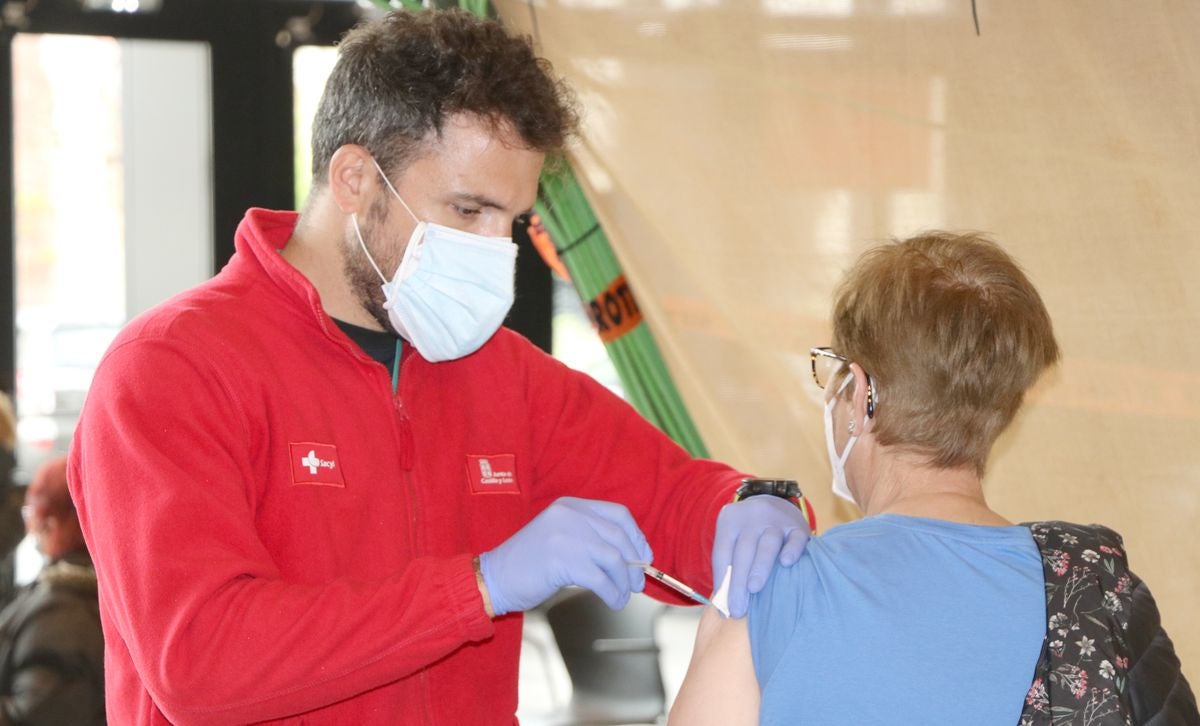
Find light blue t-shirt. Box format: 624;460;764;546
749;514;1046;726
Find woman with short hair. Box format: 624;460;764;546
669;232;1196;725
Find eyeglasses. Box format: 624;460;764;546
810;347;876;418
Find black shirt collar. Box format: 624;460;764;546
333;318;399;368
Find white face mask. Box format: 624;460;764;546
824;371;860;506
351;157;518;362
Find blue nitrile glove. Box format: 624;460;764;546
479;497;654;616
711;496;810;618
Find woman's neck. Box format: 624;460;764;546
857;453;1010;526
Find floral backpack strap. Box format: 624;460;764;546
1019;521;1136;726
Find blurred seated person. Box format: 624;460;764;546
669;232;1196;725
0;455;104;725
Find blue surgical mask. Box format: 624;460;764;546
351;157;517;362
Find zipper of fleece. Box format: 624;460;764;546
387;343;435;725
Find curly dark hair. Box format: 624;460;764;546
310;9;578;182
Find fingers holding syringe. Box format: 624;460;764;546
479;496;653;615
565;498;653;597
567;498;654;563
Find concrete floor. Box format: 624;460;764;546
516;603;702;725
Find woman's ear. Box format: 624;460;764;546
848;362;874;434
327;144;374;215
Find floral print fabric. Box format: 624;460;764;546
1020;522;1135;726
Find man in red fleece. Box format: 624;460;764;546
67;9;810;725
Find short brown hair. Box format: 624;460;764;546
310;9;577;182
831;232;1060;474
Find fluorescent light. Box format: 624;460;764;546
78;0;161;13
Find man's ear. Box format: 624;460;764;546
848;362;874;434
327;145;376;215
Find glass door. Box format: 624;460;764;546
10;33;213;583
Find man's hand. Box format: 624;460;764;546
479;497;653;616
711;496;810;618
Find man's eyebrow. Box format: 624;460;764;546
451;192;534;219
451;192;506;211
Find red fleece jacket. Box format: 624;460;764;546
68;208;742;725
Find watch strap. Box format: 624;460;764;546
733;478;817;533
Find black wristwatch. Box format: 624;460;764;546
734;478;802;506
734;478;816;533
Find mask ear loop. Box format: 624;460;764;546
351;213;388;285
369;156;420;223
834;367;871;434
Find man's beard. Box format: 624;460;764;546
343;195;402;334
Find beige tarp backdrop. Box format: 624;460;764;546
496;0;1200;676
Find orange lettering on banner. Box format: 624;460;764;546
586;276;644;343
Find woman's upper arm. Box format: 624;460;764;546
668;606;760;726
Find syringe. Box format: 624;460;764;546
627;561;715;608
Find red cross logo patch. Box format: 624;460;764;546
289;442;345;487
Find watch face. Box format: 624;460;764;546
739;478;801;499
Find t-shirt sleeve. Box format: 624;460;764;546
748;551;811;688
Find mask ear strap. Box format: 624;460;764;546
351;213;388;284
369;156;419;222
